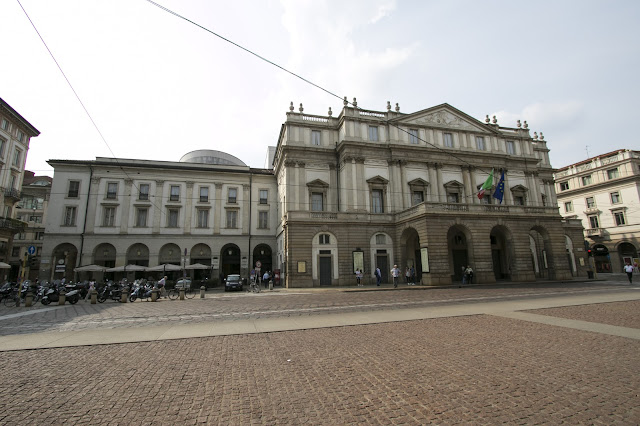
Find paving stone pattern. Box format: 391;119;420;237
0;308;639;424
526;300;640;329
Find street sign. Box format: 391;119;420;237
255;260;262;268
27;245;36;255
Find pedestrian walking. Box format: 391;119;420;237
375;267;381;286
405;267;411;285
158;275;167;298
461;266;467;285
410;266;416;285
356;269;363;286
624;262;634;283
263;271;270;288
464;266;474;285
391;264;401;288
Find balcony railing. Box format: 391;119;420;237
586;228;603;237
3;188;21;200
0;217;26;233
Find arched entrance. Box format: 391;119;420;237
565;235;577;276
253;244;272;273
190;243;212;281
400;227;421;283
370;232;392;284
618;242;638;271
448;225;471;282
592;244;611;273
221;244;241;278
51;243;78;280
529;226;552;279
93;243;116;268
159;243;181;265
490;225;513;281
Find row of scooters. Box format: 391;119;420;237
0;279;159;306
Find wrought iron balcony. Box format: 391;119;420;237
586;228;604;237
0;216;26;233
3;187;21;201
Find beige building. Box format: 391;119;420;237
0;97;40;280
274;101;587;287
554;149;640;273
42;101;588;287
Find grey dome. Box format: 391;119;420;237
180;150;246;166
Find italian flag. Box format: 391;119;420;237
477;169;494;199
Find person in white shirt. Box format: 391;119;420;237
391;265;401;288
624;263;634;283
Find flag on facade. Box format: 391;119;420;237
477;169;494;199
493;170;505;204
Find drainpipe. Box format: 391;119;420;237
76;164;93;280
248;172;252;280
335;142;340;212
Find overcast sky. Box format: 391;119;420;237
2;0;639;176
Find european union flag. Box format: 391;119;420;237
493;170;505;204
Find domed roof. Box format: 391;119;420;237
179;150;246;166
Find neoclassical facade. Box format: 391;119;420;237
554;149;640;273
42;102;589;287
274;101;587;287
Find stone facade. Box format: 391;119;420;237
554;149;640;273
274;102;588;287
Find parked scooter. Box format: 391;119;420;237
129;281;153;302
97;282;122;303
41;282;81;305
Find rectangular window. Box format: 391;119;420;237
139;184;149;201
480;194;492;204
259;189;268;205
16;233;25;240
372;189;384;213
564;201;573;213
368;126;379;142
319;234;330;244
614;211;626;226
607;168;619;179
170;185;180;202
17;131;24;142
258;211;268;229
228;188;237;203
106;182;118;199
311;192;323;211
559;182;570;191
11;247;19;257
412;191;424;206
506;140;515;154
68;180;80;198
581;175;592;186
409;129;419;144
375;234;386;244
588;215;599;229
0;137;5;158
136;208;148;227
29;215;42;223
9;174;16;190
443;133;453;148
447;193;459;203
610;191;621;204
226;210;237;228
13;149;21;167
36;232;45;240
514;196;525;206
199;187;209;203
475;136;485;151
64;206;77;226
0;119;8;130
311;130;321;146
197;209;209;228
103;207;116;227
586;197;595;208
167;209;179;227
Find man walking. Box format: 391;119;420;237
391;264;401;288
624;262;634;283
375;267;381;286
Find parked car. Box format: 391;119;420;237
175;278;191;289
224;274;243;292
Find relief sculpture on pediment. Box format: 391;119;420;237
420;111;474;130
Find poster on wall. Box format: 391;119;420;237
297;261;306;273
420;248;429;273
352;251;364;273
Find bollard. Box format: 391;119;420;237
200;286;205;299
151;288;158;302
269;280;273;291
90;289;97;304
58;290;66;305
25;291;33;307
120;290;128;303
179;288;185;300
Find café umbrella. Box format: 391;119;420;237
105;264;148;273
74;264;107;272
184;263;211;270
146;263;182;274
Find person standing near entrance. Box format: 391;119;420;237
355;269;363;286
391;264;401;288
624;262;634;283
375;267;381;286
405;267;411;285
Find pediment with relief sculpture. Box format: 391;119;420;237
392;103;497;134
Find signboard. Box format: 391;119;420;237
241;257;248;268
420;248;430;273
352;251;363;273
255;260;262;268
211;258;219;269
27;246;36;255
55;264;65;273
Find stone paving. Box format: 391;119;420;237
0;280;638;424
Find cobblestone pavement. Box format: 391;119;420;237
0;300;639;425
0;280;636;336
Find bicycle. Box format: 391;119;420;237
247;279;261;293
168;286;196;300
3;290;19;307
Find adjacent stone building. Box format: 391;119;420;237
0;97;40;280
554;149;640;273
42;101;588;287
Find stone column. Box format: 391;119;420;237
85;176;101;233
435;163;443;203
527;172;540;206
469;167;479;204
399;160;407;210
462;166;472;204
242;183;250;234
152;180;164;233
355;157;366;211
184;181;194;234
119;179;133;233
214;182;222;234
502;170;512;205
427;163;437;202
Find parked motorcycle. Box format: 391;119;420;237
97;282;122;303
41;283;81;305
129;281;153;302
